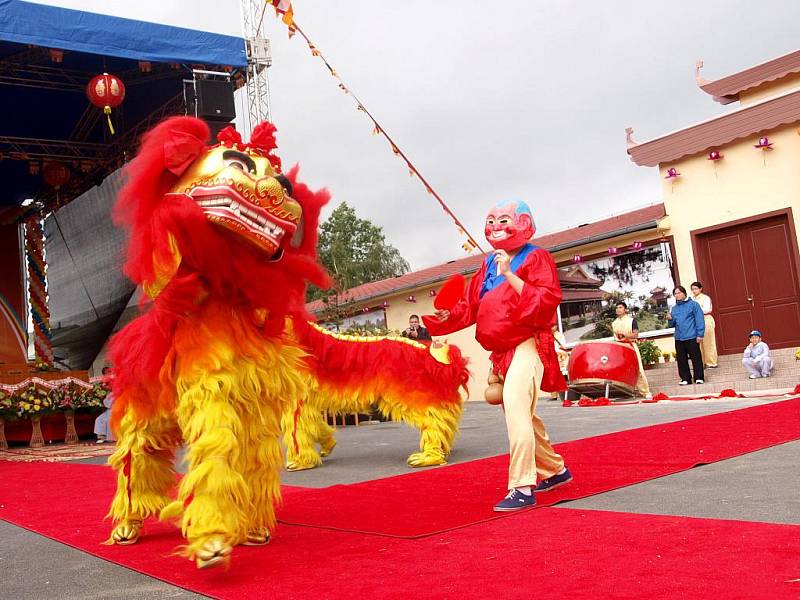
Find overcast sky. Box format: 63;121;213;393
39;1;800;270
251;1;799;270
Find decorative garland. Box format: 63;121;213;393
25;217;53;366
267;1;485;255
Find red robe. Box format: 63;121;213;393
423;246;566;392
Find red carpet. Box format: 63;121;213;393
278;396;800;536
1;461;798;600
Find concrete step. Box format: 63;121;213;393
649;375;797;399
644;364;800;384
647;347;798;371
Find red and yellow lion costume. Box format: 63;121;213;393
284;321;469;471
105;117;470;569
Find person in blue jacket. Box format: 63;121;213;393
667;285;705;385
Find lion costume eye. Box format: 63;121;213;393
222;150;257;174
486;218;495;225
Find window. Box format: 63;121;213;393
324;307;387;332
558;242;676;345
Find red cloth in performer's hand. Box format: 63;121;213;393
434;274;466;311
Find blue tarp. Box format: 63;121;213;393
0;0;246;66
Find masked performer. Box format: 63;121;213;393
424;200;572;512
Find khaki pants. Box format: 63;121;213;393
502;338;565;489
701;315;718;367
630;342;650;396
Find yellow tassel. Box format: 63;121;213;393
104;106;115;135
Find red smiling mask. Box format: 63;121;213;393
484;200;535;251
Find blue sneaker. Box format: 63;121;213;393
535;467;573;492
493;489;537;512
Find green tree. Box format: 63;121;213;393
588;247;662;287
309;202;410;303
581;290;634;340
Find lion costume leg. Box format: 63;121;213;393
283;387;338;471
107;406;179;545
379;397;463;467
317;414;337;457
166;373;253;569
240;409;282;546
282;392;323;472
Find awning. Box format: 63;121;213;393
0;0;246;66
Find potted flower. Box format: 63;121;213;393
638;340;662;369
50;381;95;444
0;390;15;449
15;384;56;447
74;382;108;414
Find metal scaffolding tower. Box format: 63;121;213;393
240;0;273;138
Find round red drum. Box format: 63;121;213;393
567;341;639;395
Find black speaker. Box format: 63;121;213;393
195;79;235;121
205;119;231;143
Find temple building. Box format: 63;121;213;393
309;49;800;400
627;50;800;356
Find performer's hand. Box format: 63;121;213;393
666;311;672;320
435;309;450;321
494;249;511;274
696;336;703;343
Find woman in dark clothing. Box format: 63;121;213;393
667;285;706;385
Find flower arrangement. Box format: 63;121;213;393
48;381;106;413
74;382;109;413
12;384;56;419
0;380;106;421
0;390;16;420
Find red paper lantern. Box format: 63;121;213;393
405;295;417;303
572;255;583;264
42;162;70;189
664;167;680;179
86;73;126;134
707;150;723;161
608;246;619;255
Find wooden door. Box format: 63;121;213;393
696;214;800;354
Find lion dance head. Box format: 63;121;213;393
109;117;332;420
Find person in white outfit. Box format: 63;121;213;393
94;367;115;443
742;330;774;379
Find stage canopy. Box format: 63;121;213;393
0;0;248;369
0;0;246;210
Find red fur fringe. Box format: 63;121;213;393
293;319;470;409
